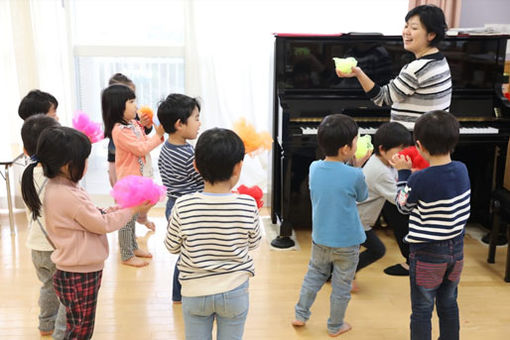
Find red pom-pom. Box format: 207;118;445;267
398;146;429;170
111;175;166;208
72;111;104;143
236;184;264;209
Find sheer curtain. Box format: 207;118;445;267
408;0;462;28
184;0;409;190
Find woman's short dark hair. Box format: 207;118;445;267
101;84;136;138
157;93;201;134
405;5;448;47
373;122;412;155
414;110;459;155
21;127;91;219
317;114;358;156
194;128;245;184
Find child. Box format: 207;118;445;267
21;114;66;338
165;128;261;340
21;126;152;339
18;89;59;120
292;114;368;337
102;84;165;267
393;110;470;340
157;93;204;303
356;122;412;278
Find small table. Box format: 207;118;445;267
0;147;24;233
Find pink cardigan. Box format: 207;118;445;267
112;120;163;179
44;176;133;273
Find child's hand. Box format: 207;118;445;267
103;206;122;213
139;111;153;128
390;154;412;170
154;123;165;138
131;200;155;215
351;149;372;167
336;66;361;78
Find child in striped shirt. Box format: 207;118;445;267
165;128;261;340
393;110;470;340
157;93;204;304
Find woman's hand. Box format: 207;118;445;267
336;66;361;78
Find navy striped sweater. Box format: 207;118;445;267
395;161;471;243
165;192;261;297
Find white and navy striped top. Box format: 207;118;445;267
165;192;261;297
395;161;470;243
157;141;204;199
367;52;452;130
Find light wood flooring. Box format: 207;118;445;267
1;208;510;339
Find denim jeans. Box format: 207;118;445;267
409;235;464;340
182;280;249;340
295;242;359;334
165;197;182;302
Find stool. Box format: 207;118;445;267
487;188;510;282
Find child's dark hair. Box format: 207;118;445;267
373;122;412;155
18;90;59;120
413;110;459;155
21;127;91;219
108;72;134;88
317;114;358;156
405;5;447;47
195;128;245;184
101;84;136;138
157;94;201;133
21;114;61;156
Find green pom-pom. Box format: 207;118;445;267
355;134;373;159
333;57;358;73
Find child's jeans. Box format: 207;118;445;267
31;250;66;339
182;280;249;340
295;242;359;334
165;197;182;302
409;235;464;340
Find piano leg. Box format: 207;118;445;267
271;149;295;248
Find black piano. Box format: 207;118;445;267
270;33;510;248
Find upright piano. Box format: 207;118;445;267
270;33;510;248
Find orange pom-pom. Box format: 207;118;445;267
139;106;154;124
233;118;272;155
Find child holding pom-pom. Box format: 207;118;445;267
21;126;153;338
157;93;204;303
102;84;164;267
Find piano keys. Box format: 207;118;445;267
270;33;510;248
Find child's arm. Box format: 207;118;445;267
248;207;262;251
113;123;163;157
165;208;182;254
355;171;369;202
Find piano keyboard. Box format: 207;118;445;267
299;126;499;135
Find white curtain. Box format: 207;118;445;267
184;0;409;189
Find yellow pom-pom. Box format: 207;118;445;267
333;57;358;73
355;134;373;159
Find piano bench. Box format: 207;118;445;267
487;188;510;282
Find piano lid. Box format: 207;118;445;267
275;34;509;94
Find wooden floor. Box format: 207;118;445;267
1;208;510;339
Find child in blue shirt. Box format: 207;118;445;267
292;114;368;337
393;110;470;340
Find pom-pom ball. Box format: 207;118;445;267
333;57;358;74
233;118;272;155
235;184;264;209
355;134;373;159
72;111;104;143
139;106;154;125
111;175;166;208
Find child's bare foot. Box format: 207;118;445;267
291;320;306;327
40;329;53;336
172;300;182;305
328;322;352;337
351;279;359;293
134;248;153;258
144;220;156;231
122;256;149;267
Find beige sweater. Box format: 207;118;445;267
44;176;133;273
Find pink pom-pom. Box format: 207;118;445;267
111;175;166;208
72;110;104;143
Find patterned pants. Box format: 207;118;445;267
53;270;103;340
119;216;138;261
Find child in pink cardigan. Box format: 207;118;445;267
21;126;152;339
102;84;164;267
